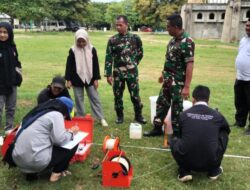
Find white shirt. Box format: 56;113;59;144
194;101;208;106
235;36;250;81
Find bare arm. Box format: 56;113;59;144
181;61;193;99
107;76;113;85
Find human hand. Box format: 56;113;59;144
107;76;113;85
66;80;72;89
93;80;98;89
158;75;163;83
68;125;79;135
181;86;190;99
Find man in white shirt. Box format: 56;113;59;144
234;18;250;135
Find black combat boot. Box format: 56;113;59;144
135;115;147;124
143;127;163;137
115;110;124;124
143;120;163;137
134;106;147;124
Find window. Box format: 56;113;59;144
50;22;57;26
247;10;250;19
59;22;65;26
197;13;203;20
209;13;215;20
221;13;225;20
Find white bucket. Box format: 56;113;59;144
149;96;158;124
129;123;142;139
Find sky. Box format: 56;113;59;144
91;0;123;2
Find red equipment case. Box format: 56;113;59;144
64;114;94;162
102;150;133;188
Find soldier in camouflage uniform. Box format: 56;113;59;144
144;14;195;137
104;15;146;124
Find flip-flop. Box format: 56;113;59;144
62;170;72;177
50;172;62;182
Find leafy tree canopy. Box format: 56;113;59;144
0;0;89;23
134;0;186;29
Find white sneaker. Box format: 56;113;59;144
178;174;193;182
209;166;223;180
101;119;108;127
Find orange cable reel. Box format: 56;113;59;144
102;136;120;153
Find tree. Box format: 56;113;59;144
36;0;89;23
84;3;110;29
0;0;89;24
122;0;140;30
104;3;124;29
134;0;186;29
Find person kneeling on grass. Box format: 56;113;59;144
170;85;230;182
4;96;79;182
37;75;71;104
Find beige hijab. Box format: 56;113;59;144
72;29;93;84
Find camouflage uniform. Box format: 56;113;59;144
154;32;195;137
104;32;143;116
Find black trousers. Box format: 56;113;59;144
46;144;78;173
234;79;250;127
170;131;228;174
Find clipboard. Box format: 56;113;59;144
61;131;88;149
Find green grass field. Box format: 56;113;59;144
0;31;249;190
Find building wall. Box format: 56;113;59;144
182;4;226;39
208;0;228;3
181;0;250;41
192;21;224;39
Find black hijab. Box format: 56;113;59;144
0;22;15;47
21;99;70;128
0;22;18;94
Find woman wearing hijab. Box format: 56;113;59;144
8;97;79;182
0;22;22;135
65;29;108;127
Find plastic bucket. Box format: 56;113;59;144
149;96;158;124
129;123;142;139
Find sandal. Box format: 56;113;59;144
50;172;62;182
62;170;72;177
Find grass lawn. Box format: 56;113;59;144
0;31;249;190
